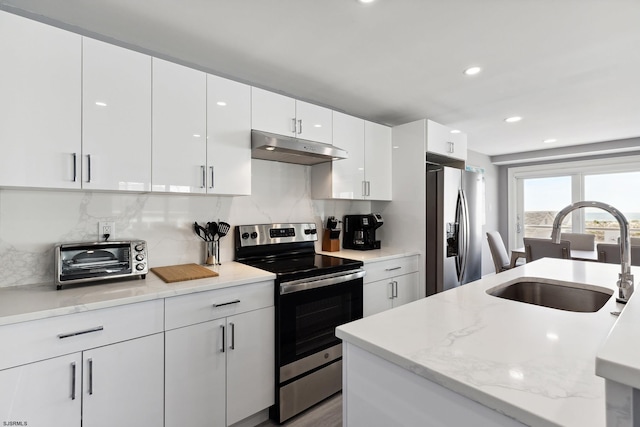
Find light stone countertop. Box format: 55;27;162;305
336;258;633;427
318;247;420;263
0;262;275;326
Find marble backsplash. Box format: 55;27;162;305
0;159;372;288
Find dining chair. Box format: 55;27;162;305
523;237;571;262
560;233;595;251
486;231;511;274
596;243;640;266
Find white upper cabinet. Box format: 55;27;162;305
0;10;81;189
82;38;151;191
251;87;296;137
426;119;467;161
295;100;333;144
364;121;392;201
251;87;333;144
207;74;251;195
311;112;391;201
152;58;207;193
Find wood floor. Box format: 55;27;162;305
257;393;342;427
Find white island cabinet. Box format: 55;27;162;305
82;37;152;192
165;280;275;426
337;259;629;427
0;299;164;427
0;10;81;189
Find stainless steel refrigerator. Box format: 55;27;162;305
426;165;482;295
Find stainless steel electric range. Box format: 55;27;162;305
234;222;364;424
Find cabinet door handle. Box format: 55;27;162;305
220;325;226;353
88;358;94;395
70;362;76;400
297;119;303;134
388;282;394;299
393;281;398;298
86;154;92;183
58;326;104;339
291;118;297;133
212;299;241;308
362;181;366;197
366;181;371;196
448;142;454;153
230;322;235;350
385;266;402;272
201;165;206;188
209;166;214;189
72;153;77;182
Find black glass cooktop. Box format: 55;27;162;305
241;254;363;279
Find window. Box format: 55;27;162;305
507;156;640;249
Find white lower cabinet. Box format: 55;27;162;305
0;353;81;426
82;333;164;427
165;281;275;426
363;255;420;317
0;333;163;427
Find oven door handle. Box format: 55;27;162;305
280;269;366;295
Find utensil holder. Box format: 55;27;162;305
204;241;217;266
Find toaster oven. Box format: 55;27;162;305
55;240;148;289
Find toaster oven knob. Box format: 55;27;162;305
136;263;145;271
241;232;250;240
250;232;258;239
135;244;145;252
135;254;145;261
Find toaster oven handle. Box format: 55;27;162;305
280;269;366;295
57;326;104;339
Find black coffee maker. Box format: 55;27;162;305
343;214;384;250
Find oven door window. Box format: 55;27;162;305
279;280;363;366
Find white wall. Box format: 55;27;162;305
466;150;500;277
0;159;371;288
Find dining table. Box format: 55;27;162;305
510;247;598;268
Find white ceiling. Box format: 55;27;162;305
3;0;640;156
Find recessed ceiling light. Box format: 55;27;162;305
543;138;557;144
193;134;201;138
95;101;107;107
216;101;227;106
314;124;322;128
504;116;522;123
392;146;399;149
463;66;482;76
450;130;461;134
265;147;276;151
358;0;375;3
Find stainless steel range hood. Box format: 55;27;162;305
251;130;348;166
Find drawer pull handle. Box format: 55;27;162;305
384;266;402;271
70;362;76;400
212;299;241;308
57;326;104;339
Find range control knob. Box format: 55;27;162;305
250;232;258;239
135;244;145;252
310;228;317;235
304;229;311;235
241;232;250;240
135;254;145;262
135;264;145;271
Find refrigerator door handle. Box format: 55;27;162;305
459;189;471;283
454;190;463;281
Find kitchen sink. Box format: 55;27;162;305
486;279;613;313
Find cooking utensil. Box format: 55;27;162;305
207;221;218;242
215;221;231;265
194;222;209;241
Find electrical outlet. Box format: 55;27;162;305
98;221;115;240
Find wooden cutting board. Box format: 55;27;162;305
151;263;218;283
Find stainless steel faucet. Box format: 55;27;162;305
550;201;634;303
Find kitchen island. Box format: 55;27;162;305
336;258;632;426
